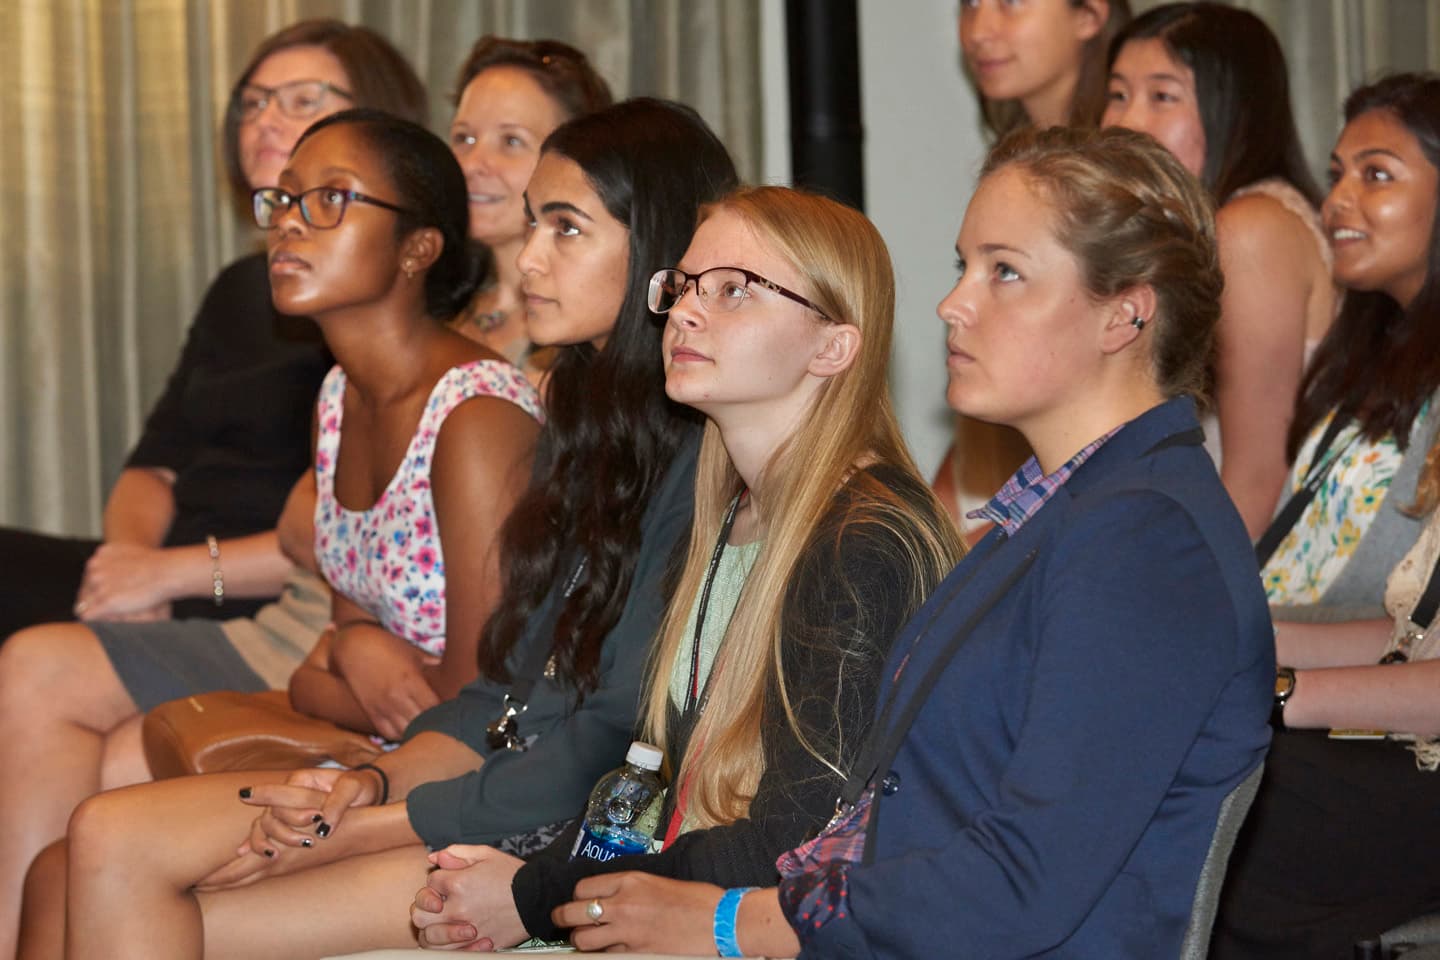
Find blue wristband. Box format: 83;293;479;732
713;886;757;958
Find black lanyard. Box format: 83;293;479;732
1255;410;1356;569
684;490;745;717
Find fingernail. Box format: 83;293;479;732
316;822;331;838
302;838;313;848
238;787;252;799
311;813;323;824
263;848;275;858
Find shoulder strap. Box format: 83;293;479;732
485;556;587;751
1254;412;1354;570
1408;550;1440;634
839;549;1038;810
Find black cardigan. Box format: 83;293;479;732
511;464;950;940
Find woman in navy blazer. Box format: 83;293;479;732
548;126;1275;959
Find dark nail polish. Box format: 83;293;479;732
263;848;275;858
316;822;331;838
311;813;323;824
302;838;313;848
238;787;252;799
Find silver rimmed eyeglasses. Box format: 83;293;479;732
251;186;415;230
647;267;830;321
234;80;353;123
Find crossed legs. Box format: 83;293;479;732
25;770;427;960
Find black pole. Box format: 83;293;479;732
786;0;864;211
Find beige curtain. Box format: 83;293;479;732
0;0;760;536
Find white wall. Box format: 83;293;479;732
760;0;986;478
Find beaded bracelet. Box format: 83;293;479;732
713;886;756;958
205;534;225;607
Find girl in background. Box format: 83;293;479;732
0;20;425;636
1213;71;1440;960
1105;1;1336;537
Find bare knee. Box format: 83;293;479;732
65;791;130;878
0;624;133;727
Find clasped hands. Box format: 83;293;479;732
74;542;178;622
410;849;725;955
195;766;385;891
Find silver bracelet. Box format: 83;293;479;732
205;534;225;607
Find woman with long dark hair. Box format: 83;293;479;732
1212;72;1440;960
1105;2;1337;537
1251;70;1440;619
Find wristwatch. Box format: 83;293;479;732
1271;666;1297;731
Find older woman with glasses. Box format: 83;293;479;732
442;36;611;372
0;21;427;957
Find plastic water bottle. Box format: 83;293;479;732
570;741;665;863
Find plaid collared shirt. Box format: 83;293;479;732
967;427;1121;537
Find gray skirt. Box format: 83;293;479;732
93;618;267;712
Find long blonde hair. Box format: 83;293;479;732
640;186;962;829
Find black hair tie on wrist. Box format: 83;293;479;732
352;762;389;805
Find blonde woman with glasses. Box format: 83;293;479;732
407;185;963;951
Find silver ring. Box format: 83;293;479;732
586;898;605;923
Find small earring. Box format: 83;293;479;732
1131;316;1147;330
403;259;415;280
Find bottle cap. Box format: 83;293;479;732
626;741;663;771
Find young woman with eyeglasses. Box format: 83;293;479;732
405;186;962;952
547;126;1273;960
0;20;427;958
29;97;738;960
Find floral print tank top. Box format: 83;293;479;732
313;361;543;654
1261;409;1404;605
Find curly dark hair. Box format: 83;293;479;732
476;98;739;697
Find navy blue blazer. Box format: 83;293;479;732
805;398;1274;959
